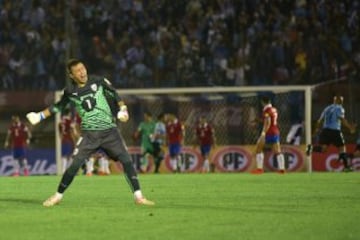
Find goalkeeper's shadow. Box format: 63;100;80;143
159;203;314;214
0;197;41;205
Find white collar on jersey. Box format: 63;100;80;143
263;103;272;111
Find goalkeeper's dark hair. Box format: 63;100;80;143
157;112;165;120
261;96;271;104
66;58;82;74
144;111;152;117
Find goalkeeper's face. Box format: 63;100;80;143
69;62;88;86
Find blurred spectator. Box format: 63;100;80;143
0;0;359;90
129;60;152;88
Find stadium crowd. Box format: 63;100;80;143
0;0;359;90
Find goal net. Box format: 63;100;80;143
55;86;312;174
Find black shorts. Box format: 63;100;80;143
74;127;130;164
152;142;163;158
318;128;345;147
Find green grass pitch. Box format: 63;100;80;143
0;172;359;240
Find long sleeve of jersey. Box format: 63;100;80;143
102;78;122;103
49;90;71;114
101;78;122;116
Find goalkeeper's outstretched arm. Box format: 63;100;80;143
26;90;70;125
26;108;52;125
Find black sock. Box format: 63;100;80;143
57;158;85;193
155;157;163;173
57;171;75;193
312;146;323;153
154;159;160;173
122;161;140;192
339;152;349;168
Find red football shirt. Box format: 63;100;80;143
8;122;29;148
262;104;280;136
196;123;214;145
166;119;184;144
59;116;74;144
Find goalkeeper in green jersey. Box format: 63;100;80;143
26;58;154;207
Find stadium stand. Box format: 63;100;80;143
0;0;358;90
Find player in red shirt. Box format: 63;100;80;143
251;96;285;174
194;116;216;173
59;110;76;174
166;113;185;172
4;115;32;176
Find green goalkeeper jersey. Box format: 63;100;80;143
50;75;121;131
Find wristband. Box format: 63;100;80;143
40;112;45;120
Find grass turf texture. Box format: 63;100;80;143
0;173;359;240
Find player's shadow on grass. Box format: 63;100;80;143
0;197;40;205
163;203;314;214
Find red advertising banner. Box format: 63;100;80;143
110;145;308;173
3;145;357;176
311;144;359;172
212;146;252;172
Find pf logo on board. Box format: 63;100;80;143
213;146;251;172
265;145;304;172
164;147;202;172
